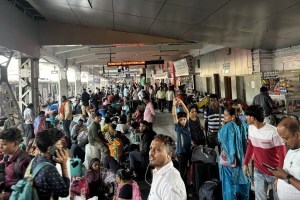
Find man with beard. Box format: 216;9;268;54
128;121;156;179
148;134;186;200
232;99;247;123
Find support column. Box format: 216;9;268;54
19;57;40;115
88;74;94;91
31;58;39;115
75;71;82;97
58;68;68;106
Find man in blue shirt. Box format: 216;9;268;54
232;99;247;123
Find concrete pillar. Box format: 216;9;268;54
31;58;40;115
58;68;68;106
231;76;237;100
87;74;94;91
75;71;82;97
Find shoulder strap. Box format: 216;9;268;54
32;162;53;178
14;152;31;179
219;106;222;127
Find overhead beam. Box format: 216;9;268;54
52;43;203;60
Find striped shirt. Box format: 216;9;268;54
244;123;286;176
204;106;224;134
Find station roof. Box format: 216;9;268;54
7;0;300;69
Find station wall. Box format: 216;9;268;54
194;48;259;105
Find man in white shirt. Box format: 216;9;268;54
269;117;300;200
166;87;175;112
148;134;186;200
23;103;34;145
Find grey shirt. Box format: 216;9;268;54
252;93;274;117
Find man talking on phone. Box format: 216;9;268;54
269;117;300;199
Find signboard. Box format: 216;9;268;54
173;58;189;76
51;70;58;74
154;72;168;79
107;60;164;67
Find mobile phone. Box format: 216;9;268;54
49;145;59;156
262;163;275;170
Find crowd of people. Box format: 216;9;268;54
0;83;299;200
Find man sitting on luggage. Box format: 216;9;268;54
0;128;31;199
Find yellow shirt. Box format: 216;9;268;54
156;90;166;99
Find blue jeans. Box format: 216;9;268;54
254;169;279;200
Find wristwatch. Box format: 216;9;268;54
284;174;293;184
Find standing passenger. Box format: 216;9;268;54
31;130;70;199
23;103;34;145
148;134;186;200
0;128;31;200
252;86;275;124
143;96;155;131
243;105;286;200
81;88;90;118
166;87;175;113
156;87;166;113
270;117;300;199
204;94;224;149
60;96;72;138
172;98;191;183
218;108;249;200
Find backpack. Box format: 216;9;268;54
199;179;221;200
14;152;32;179
10;161;53;200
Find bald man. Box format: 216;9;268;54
269;118;300;200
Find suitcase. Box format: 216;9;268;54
191;161;210;194
199;179;222;200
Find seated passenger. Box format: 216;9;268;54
102;151;120;174
101;117;111;134
85;158;117;199
116;115;129;134
3;114;16;131
115;169;142;200
128;121;156;179
133;108;143;123
129;122;142;147
106;124;123;163
71;119;86;145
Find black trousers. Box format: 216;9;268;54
167;101;172;112
177;152;189;184
158;99;165;112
